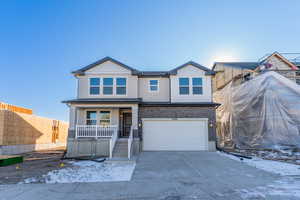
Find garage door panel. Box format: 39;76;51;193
143;119;208;151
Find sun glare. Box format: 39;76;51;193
206;51;240;67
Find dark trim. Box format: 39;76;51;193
136;71;170;77
168;78;171;102
63;98;221;107
170;61;215;75
140;102;220;107
72;57;139;75
62;98;142;104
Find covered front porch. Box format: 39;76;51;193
66;103;139;159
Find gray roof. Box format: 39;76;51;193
170;61;215;75
72;57;139;75
140;102;220;107
72;57;214;77
213;61;300;71
62;98;142;104
62;98;220;107
213;62;259;71
136;71;170;77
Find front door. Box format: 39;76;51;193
121;113;132;137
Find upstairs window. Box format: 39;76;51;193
149;80;159;92
116;78;126;95
99;111;111;126
179;78;189;95
86;111;97;125
103;78;113;95
89;78;100;95
192;78;203;95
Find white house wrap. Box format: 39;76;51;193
214;71;300;149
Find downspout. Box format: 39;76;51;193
168;75;171;103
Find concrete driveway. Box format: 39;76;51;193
0;152;294;200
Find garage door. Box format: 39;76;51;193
142;118;208;151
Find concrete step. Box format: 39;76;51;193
112;140;128;158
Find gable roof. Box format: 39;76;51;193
170;61;215;75
72;57;138;75
213;62;259;71
213;52;300;72
72;57;214;77
260;52;298;70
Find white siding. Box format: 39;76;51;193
77;74;138;98
170;65;212;102
85;61;131;74
138;77;170;102
75;61;212;103
77;108;119;126
77;61;138;99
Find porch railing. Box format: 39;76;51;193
75;125;118;138
128;126;133;159
109;129;118;159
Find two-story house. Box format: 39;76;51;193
63;57;219;159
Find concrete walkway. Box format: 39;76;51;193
0;152;295;200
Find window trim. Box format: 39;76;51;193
148;79;159;92
85;110;111;125
179;77;190;95
89;77;100;96
178;77;204;96
103;77;114;95
86;110;97;125
99;110;111;126
116;77;127;96
192;77;203;95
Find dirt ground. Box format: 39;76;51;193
226;147;300;165
0;147;72;184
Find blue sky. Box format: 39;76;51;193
1;0;300;121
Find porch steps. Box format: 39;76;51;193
112;140;128;158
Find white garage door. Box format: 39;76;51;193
142;118;208;151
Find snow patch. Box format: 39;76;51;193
237;178;300;199
217;151;300;198
22;161;136;184
217;151;300;176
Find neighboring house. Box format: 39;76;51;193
62;57;219;159
212;52;300;92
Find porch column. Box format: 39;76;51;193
131;104;138;131
69;105;77;130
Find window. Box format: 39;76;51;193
89;78;100;95
103;78;113;95
99;111;111;126
192;78;203;95
116;78;126;95
296;79;300;85
86;111;97;125
149;80;159;92
179;78;189;95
